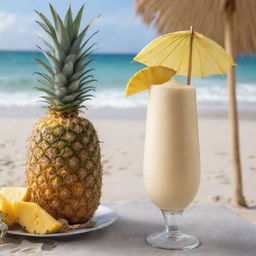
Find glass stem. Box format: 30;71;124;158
162;210;183;238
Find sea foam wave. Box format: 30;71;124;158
0;92;40;107
0;83;255;108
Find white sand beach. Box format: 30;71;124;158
0;107;255;224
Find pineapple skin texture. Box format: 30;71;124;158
26;115;102;224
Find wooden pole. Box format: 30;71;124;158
224;0;247;207
186;26;194;86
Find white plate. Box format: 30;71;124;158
7;205;117;238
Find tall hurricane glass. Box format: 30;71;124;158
143;83;200;250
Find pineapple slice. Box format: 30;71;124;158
14;201;62;234
0;195;16;226
0;187;30;203
125;66;176;96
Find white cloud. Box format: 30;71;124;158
0;8;157;53
0;12;16;31
0;12;38;50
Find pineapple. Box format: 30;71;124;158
15;201;62;234
26;5;102;224
0;187;30;203
0;195;16;226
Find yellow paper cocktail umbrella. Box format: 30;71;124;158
134;27;235;85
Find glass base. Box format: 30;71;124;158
146;231;200;250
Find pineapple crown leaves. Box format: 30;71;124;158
34;5;99;113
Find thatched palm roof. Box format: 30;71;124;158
135;0;256;54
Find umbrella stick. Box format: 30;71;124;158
224;8;247;207
186;26;194;86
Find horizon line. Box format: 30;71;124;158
0;50;255;57
0;49;137;55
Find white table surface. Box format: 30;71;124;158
1;200;256;256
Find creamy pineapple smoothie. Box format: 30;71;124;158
144;83;200;211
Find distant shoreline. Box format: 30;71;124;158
0;104;255;120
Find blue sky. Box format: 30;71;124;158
0;0;157;53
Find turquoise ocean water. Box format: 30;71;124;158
0;51;255;108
